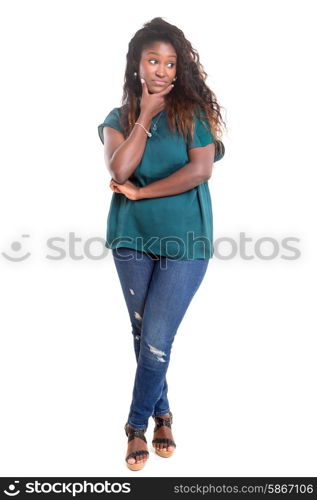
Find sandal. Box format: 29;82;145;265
124;422;149;471
152;412;176;458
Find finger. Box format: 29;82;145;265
140;77;149;95
157;83;175;96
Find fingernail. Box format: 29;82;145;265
141;78;145;83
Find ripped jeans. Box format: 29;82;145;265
112;247;209;430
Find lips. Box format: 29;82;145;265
152;80;168;86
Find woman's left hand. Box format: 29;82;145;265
109;178;142;201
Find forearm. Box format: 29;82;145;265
109;112;151;184
139;162;208;199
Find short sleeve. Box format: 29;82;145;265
214;140;225;162
97;107;123;144
187;111;215;149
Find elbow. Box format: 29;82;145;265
192;160;214;183
108;163;129;184
109;172;125;184
202;172;212;181
198;166;213;182
204;161;214;180
111;172;130;184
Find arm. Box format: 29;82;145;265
103;111;152;184
103;79;175;184
138;143;215;199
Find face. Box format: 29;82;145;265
138;41;177;94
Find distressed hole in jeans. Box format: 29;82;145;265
134;312;142;321
135;335;140;341
129;288;135;295
148;344;166;363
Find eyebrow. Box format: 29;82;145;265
145;51;177;59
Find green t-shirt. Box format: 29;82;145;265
98;106;222;260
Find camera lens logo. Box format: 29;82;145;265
2;235;31;262
4;481;20;496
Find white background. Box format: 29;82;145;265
1;0;316;477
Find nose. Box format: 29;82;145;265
155;64;167;78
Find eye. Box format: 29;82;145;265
148;59;175;68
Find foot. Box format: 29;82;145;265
125;424;149;468
152;413;176;454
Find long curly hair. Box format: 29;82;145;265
119;17;227;149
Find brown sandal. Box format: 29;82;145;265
124;423;149;471
152;412;176;458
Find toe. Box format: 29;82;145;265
127;457;136;464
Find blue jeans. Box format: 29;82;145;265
112;247;209;430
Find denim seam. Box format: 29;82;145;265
152;409;171;418
127;420;148;431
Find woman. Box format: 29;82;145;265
97;17;226;471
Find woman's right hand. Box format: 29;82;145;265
139;78;174;119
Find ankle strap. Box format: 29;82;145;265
152;412;173;430
124;423;147;443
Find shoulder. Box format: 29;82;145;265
105;106;122;120
100;105;125;122
192;106;209;126
190;107;225;161
188;107;215;148
97;106;124;144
